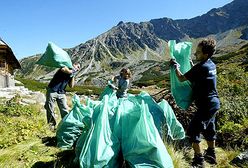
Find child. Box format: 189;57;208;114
109;68;131;98
170;38;220;167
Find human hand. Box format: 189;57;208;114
170;59;180;70
108;80;118;90
71;64;80;77
73;63;80;71
108;84;118;90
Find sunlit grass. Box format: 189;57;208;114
0;138;59;168
166;140;240;168
2;43;247;167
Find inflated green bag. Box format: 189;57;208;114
56;86;185;167
169;40;193;110
36;42;73;68
56;95;93;150
79;92;175;168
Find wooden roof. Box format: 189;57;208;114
0;39;21;69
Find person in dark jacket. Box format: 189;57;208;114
171;38;220;167
44;63;80;131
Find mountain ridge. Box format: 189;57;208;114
17;0;248;87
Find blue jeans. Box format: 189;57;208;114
44;88;68;126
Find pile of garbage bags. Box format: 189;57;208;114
56;86;185;167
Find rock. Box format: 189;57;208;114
0;86;46;105
231;150;248;167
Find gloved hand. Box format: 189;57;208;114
170;59;180;70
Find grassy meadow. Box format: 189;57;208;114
0;44;247;167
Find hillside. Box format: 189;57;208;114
1;41;248;167
16;0;248;87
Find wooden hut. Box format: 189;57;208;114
0;38;21;88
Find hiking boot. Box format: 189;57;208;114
191;153;205;168
204;148;217;164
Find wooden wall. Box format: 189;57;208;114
0;53;15;88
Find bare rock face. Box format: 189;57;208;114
17;0;248;87
0;86;46;105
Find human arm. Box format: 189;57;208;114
61;63;80;75
68;76;75;88
189;58;194;67
63;64;80;88
59;66;75;88
108;77;118;90
61;66;73;74
170;59;188;82
174;67;187;82
112;75;118;83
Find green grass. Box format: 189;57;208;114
0;95;60;167
0;98;241;167
133;63;169;88
16;76;105;96
166;141;240;168
0;139;59;168
2;43;247;167
0;97;49;149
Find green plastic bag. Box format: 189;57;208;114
56;95;93;150
79;93;176;167
158;99;185;140
57;87;185;167
169;40;193;110
135;91;185;140
36;42;73;68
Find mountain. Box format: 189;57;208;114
17;0;248;87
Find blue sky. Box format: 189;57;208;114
1;0;233;59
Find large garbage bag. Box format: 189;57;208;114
56;95;93;150
57;86;185;167
36;42;73;68
168;40;193;110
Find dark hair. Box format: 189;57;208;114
120;68;131;79
198;38;216;58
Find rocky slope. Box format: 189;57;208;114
17;0;248;87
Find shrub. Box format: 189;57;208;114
0;98;48;148
216;47;248;150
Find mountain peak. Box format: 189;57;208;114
18;0;248;87
117;21;124;26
